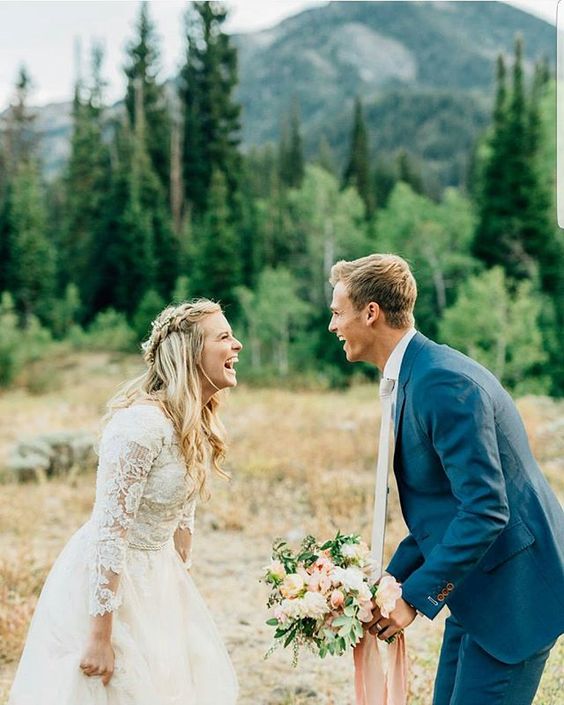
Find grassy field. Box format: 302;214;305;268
0;353;562;704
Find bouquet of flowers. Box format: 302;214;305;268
263;532;402;664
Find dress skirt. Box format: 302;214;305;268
8;522;239;705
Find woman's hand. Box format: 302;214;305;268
79;634;115;686
174;526;192;565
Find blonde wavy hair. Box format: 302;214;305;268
106;299;228;500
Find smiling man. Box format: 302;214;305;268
328;253;564;705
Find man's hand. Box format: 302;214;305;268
366;598;417;640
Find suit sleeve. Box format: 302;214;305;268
386;532;425;583
401;371;510;619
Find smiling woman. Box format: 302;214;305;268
7;299;241;705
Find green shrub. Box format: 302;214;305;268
69;309;137;353
0;292;53;388
132;289;166;342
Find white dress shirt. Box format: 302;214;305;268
383;328;417;419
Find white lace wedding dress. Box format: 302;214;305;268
8;404;238;705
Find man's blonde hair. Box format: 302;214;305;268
330;254;417;329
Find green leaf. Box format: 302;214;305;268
332;615;351;627
284;630;297;647
266;618;279;626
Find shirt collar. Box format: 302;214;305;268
383;328;417;382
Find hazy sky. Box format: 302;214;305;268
0;0;559;110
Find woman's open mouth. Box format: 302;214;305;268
224;356;239;372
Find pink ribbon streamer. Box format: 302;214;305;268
353;632;408;705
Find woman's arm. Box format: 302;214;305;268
84;411;162;684
80;613;115;686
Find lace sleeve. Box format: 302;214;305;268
89;410;163;616
177;496;197;534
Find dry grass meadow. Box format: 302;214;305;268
0;352;562;704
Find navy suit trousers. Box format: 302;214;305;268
433;615;556;705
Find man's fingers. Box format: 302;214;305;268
365;609;383;630
378;626;398;641
102;670;113;686
369;618;391;635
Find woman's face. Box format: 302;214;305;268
199;312;242;396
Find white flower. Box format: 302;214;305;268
301;591;331;619
280;598;303;620
357;582;373;603
331;566;366;593
280;592;331;620
267;560;286;581
280;573;305;598
341;543;360;560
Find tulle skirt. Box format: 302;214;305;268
8;522;238;705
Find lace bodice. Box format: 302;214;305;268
88;405;196;616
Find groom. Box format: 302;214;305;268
328;253;564;705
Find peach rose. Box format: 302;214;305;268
330;589;345;609
375;575;402;618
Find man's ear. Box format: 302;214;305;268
366;302;380;325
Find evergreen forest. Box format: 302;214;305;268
0;2;562;396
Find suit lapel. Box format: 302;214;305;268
393;332;428;442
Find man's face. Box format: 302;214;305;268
328;281;369;363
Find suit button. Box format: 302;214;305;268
437;594;444;601
447;583;454;591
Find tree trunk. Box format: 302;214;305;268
170;119;184;236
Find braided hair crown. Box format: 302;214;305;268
141;300;219;366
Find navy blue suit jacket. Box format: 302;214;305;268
386;333;564;664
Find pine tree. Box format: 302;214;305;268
343;98;374;217
60;45;112;313
278;100;305;189
94;97;155;316
373;157;398;210
472;54;511;271
521;60;561;297
396;149;424;195
179;1;242;217
4;161;56;322
87;73;178;317
473;39;556;286
125;2;171;197
316;135;336;175
0;68;54;323
193;170;241;311
2;67;37;169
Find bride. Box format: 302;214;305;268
9;299;241;705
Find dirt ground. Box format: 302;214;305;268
0;353;562;704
